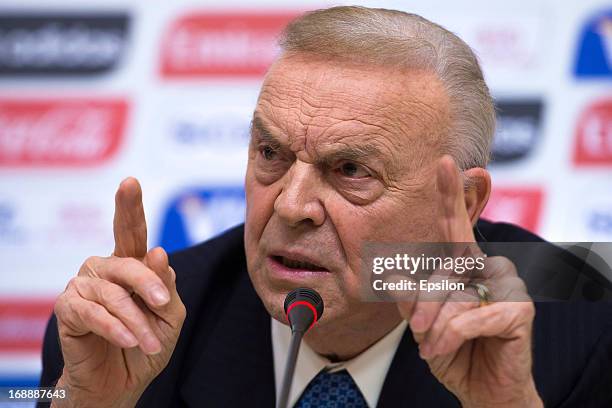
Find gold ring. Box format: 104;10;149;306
467;282;490;307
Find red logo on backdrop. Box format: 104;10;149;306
481;187;544;233
0;98;128;166
0;300;54;352
574;99;612;165
160;12;299;77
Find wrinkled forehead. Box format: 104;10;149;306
255;54;450;169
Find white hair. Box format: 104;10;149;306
278;5;495;170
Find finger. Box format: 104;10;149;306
70;277;162;355
431;301;535;357
144;247;175;292
482;256;521;283
419;290;479;358
409;285;445;335
55;289;138;349
113;177;147;259
410;155;483;335
78;256;170;310
436;155;476;243
409;270;470;336
143;247;186;328
417;258;528;357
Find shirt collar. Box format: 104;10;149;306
271;318;407;408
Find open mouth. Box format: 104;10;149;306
272;256;329;272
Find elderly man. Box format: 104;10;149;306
39;6;612;408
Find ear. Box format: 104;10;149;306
462;168;491;226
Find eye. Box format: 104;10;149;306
259;145;278;161
337;161;371;179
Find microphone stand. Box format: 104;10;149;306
277;288;324;408
277;330;304;408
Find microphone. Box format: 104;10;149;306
276;288;324;408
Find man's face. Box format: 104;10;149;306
244;54;450;330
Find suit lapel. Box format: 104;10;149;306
377;329;460;407
179;269;276;407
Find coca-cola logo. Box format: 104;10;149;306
574;99;612;165
0;98;128;166
160;12;299;77
0;299;54;352
481;187;544;233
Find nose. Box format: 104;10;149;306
274;160;326;227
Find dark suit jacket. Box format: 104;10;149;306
39;220;612;407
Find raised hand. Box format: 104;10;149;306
52;178;186;407
397;156;542;407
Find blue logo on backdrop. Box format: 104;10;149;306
574;10;612;77
158;187;245;252
0;201;25;245
589;209;612;235
173;116;250;146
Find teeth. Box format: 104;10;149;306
281;257;324;270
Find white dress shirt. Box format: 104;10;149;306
272;318;408;408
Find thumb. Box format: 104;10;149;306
143;247;185;331
143;247;175;293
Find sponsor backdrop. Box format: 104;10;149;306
0;0;610;397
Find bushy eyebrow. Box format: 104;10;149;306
318;144;384;167
250;113;392;171
251;116;281;149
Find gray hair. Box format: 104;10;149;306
278;6;495;170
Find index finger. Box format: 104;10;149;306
436;155;476;243
113;177;147;258
408;156;480;334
